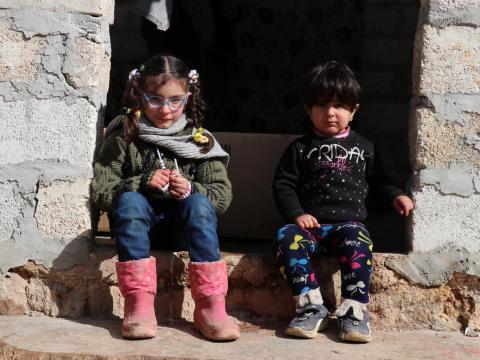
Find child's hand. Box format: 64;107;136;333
148;169;171;191
295;214;321;229
168;170;190;198
393;195;414;216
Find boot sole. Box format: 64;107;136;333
285;317;329;339
122;324;157;339
339;331;371;343
195;324;240;342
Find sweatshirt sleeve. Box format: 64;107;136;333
191;159;233;214
366;147;406;204
273;141;306;222
90;133;150;212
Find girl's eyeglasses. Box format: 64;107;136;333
143;93;189;110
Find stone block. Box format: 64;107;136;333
0;18;46;82
63;37;110;93
419;164;475;197
0;99;97;167
0;273;28;315
36;178;91;241
411;107;480;168
428;0;480;27
25;278;60;316
0;161;93;274
0;181;28;244
0;0;115;23
2;249;480;332
411;185;480;252
415;25;480;95
0;9;110;103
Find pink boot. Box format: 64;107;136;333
116;256;157;339
188;260;240;341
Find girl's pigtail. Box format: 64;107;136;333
186;70;211;152
188;82;211;153
122;70;144;144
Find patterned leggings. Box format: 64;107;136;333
273;222;373;304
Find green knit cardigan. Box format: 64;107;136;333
90;125;232;214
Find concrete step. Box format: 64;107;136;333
1;247;479;333
1;315;479;360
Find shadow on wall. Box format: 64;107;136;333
226;253;341;325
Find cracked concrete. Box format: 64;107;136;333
419;164;475;197
0;8;110;107
0;160;92;274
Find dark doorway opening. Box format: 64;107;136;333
105;0;419;253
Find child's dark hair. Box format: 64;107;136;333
122;54;207;145
304;61;361;111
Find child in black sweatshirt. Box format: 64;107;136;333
273;61;414;343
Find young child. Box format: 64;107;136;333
90;54;240;341
272;61;414;343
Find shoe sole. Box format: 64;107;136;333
285;317;329;339
339;331;371;343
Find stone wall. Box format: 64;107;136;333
410;0;480;251
0;0;479;333
0;249;479;332
0;1;113;274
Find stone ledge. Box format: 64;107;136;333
0;248;479;332
1;316;480;360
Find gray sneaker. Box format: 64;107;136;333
338;308;371;343
285;304;329;339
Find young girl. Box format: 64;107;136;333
90;54;240;341
273;61;414;343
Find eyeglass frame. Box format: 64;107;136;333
143;92;190;110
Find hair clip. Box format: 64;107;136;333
193;127;209;144
123;107;141;119
128;69;139;80
188;69;199;84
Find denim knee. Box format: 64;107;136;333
111;192;152;223
110;192;153;262
180;194;216;222
179;194;219;262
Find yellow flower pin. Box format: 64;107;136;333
193;128;209;144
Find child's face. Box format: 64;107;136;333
143;77;189;129
307;98;359;136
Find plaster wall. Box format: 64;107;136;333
410;0;480;251
0;4;112;274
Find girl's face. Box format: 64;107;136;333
143;77;189;129
307;98;359;136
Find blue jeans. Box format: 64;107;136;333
110;192;220;262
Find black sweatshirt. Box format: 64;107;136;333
273;130;405;223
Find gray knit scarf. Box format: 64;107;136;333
105;114;229;165
139;115;229;165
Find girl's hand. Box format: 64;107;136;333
295;214;321;229
393;195;414;216
168;170;190;198
148;169;171;191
